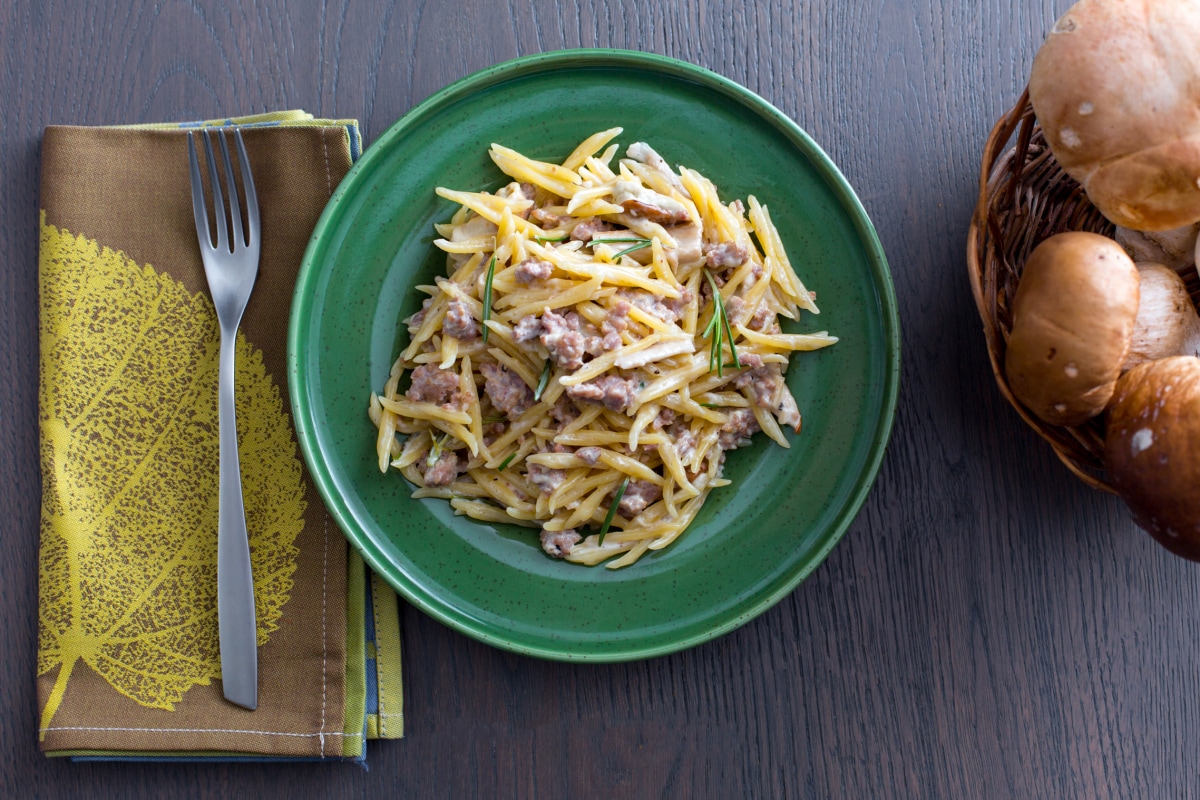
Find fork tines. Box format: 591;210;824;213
187;128;259;254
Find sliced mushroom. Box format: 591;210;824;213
611;179;692;226
663;223;703;269
626;141;688;196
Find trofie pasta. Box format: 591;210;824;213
368;128;837;568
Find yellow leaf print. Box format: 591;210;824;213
37;217;306;735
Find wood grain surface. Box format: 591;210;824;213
5;1;1200;797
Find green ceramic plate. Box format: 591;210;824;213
289;50;900;661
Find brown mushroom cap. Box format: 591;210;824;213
1105;356;1200;560
1005;232;1140;426
1029;0;1200;231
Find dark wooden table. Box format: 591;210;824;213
6;1;1198;797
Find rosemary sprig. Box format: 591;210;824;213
614;240;653;259
589;236;653;260
703;315;717;371
720;291;740;368
588;237;650;245
598;476;630;545
534;358;552;401
497;452;517;471
481;255;497;343
702;271;739;376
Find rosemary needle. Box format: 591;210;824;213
534;358;552;401
703;271;740;376
589;236;652;260
598;477;630;545
720;294;740;369
709;322;723;377
613;240;653;259
589;237;650;245
426;433;447;468
481;255;497;343
585;236;652;261
497;452;517;471
703;285;724;376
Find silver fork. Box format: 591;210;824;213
188;128;260;710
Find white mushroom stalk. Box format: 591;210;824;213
1125;263;1200;368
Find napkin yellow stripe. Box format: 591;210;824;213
107;110;356;129
341;550;367;758
368;571;404;739
43;728;365;738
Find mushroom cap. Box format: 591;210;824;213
1105;356;1200;560
1005;232;1140;426
1029;0;1200;230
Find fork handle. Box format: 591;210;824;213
216;331;258;710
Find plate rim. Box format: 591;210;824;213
288;48;902;661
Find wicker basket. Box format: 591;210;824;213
966;88;1200;492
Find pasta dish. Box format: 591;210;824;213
368;128;836;568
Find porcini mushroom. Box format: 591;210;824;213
1028;0;1200;231
1105;356;1200;560
1005;232;1140;426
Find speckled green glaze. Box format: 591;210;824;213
288;50;901;661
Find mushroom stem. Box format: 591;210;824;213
1125;262;1200;369
1115;223;1199;272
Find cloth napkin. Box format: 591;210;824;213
36;112;403;761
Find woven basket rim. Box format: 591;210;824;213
966;87;1119;493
